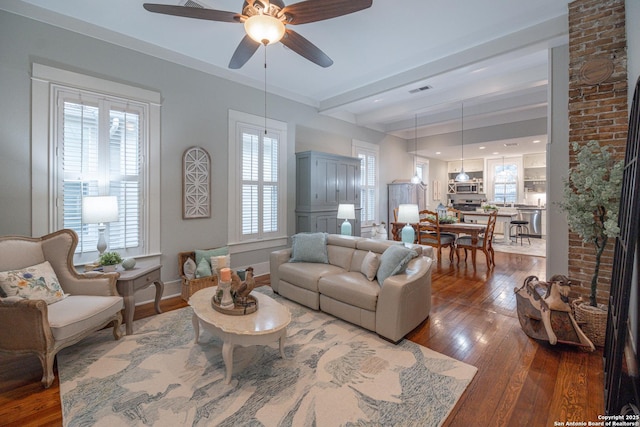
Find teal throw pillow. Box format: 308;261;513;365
195;257;212;278
376;245;417;286
195;247;228;267
289;232;329;263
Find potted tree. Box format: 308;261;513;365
558;140;623;346
99;251;123;272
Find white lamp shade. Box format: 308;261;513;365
82;196;119;224
397;204;419;224
244;14;285;45
337;204;356;220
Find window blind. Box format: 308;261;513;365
240;126;279;239
358;151;377;225
55;88;145;256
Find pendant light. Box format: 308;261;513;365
455;102;470;182
411;113;421;184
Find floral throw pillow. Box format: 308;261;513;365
0;261;67;304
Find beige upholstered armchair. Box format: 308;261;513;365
0;229;123;388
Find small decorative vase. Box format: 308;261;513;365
122;258;136;270
103;264;116;273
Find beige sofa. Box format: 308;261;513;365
270;234;433;343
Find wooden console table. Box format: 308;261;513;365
116;262;164;335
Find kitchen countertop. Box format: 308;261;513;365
490;204;546;210
468;209;518;216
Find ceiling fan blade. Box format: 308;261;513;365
280;29;333;68
143;4;240;23
282;0;372;25
229;35;261;69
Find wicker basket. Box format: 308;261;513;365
572;298;608;347
178;251;218;301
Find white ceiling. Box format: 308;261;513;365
2;0;571;160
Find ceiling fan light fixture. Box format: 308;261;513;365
244;14;285;45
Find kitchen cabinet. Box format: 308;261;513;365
447;158;484;173
523;153;547;193
523;152;546;168
295;151;361;235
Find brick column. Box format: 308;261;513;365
567;0;627;304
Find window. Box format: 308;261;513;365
488;158;519;204
240;127;279;238
55;88;145;256
31;64;161;264
228;110;288;249
353;140;379;226
415;156;429;184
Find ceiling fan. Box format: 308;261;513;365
143;0;373;69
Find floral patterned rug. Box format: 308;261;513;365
58;287;476;426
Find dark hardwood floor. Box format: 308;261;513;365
0;251;604;426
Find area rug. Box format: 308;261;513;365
58;287;477;426
492;235;546;257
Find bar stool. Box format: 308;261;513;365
510;220;531;245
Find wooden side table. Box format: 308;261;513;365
116;262;164;335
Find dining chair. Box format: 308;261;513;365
417;209;456;262
446;207;463;221
444;206;466;238
456;210;497;269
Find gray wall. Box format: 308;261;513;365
0;10;403;285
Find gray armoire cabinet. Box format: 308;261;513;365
295;151;361;235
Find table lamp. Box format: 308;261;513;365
397;204;419;244
337;204;356;236
82;196;119;255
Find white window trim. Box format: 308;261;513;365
31;63;161;260
352;139;379;226
227;110;288;253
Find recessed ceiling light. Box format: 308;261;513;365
478;146;486;150
533;140;540;143
435;151;441;155
504;142;519;147
493;152;500;155
373;99;383;103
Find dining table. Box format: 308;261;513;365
460;211;517;243
390;221;487;266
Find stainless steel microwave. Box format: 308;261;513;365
454;182;479;193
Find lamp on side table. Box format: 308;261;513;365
397;204;419;245
82;196;119;255
337;204;356;236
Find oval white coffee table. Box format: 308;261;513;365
189;286;291;384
